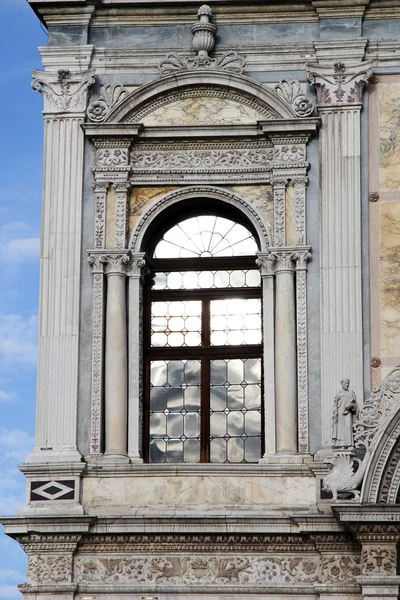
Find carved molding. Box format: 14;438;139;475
87;252;106;455
292;177;308;246
32;69;95;114
271;178;287;247
294;249;311;453
113;182;131;249
275;78;315;117
129;186;272;252
126;87;278;123
92;182;108;250
97;147;130;167
160;51;246;77
307;61;372;108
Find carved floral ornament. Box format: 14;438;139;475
307;61;372;108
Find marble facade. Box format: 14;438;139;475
4;1;400;599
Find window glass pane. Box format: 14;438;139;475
153;269;261;290
153;216;258;258
210;358;262;463
149;360;201;463
151;301;201;347
210;299;262;346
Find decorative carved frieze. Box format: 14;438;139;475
87;84;129;122
113;181;131;249
271;178;287;247
275;78;315;117
307;61;372;108
362;545;397;575
130;142;273;174
321;554;362;582
87;252;106;455
32;69;95;114
292;177;308;246
92;182;108;249
294;249;311;453
75;554;321;585
28;555;72;585
97;148;130;167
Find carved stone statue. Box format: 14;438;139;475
332;379;358;448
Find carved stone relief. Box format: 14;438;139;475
307;61;372;108
32;69;95;114
28;554;72;585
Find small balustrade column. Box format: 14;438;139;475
274;249;298;455
256;253;277;457
128;253;146;463
103;251;131;460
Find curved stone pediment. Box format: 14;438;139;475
86;71;310;126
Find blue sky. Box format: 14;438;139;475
0;0;47;597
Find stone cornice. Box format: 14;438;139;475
312;0;370;19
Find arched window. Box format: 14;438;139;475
144;214;263;463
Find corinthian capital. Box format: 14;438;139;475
307;61;371;108
32;69;95;115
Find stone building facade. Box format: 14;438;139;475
4;0;400;598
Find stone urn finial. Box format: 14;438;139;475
190;4;218;60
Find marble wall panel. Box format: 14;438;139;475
82;475;316;513
379;83;400;191
380;202;400;358
129;186;178;232
369;76;400;386
225;184;274;238
141;97;264;126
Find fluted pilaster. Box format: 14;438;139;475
28;69;94;463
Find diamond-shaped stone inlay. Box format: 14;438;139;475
30;480;75;502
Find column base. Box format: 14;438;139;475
259;452;314;464
357;576;400;600
102;452;130;464
25;448;82;464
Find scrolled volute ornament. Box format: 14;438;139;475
87;84;129;123
275;78;315;117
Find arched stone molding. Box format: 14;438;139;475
129;185;272;253
361;405;400;504
90;71;299;125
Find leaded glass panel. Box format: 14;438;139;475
153;269;261;290
210;358;262;463
153;216;258;258
151;301;202;347
149;360;201;463
210;299;262;346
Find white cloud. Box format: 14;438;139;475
0;428;34;515
0;222;40;265
0;314;38;366
0;585;22;599
0;390;14;402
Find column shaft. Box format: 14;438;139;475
275;261;297;454
105;273;128;456
320;107;363;447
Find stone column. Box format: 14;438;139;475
27;69;94;463
307;61;371;450
256;253;276;457
103;251;131;460
128;254;146;463
273;249;298;455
